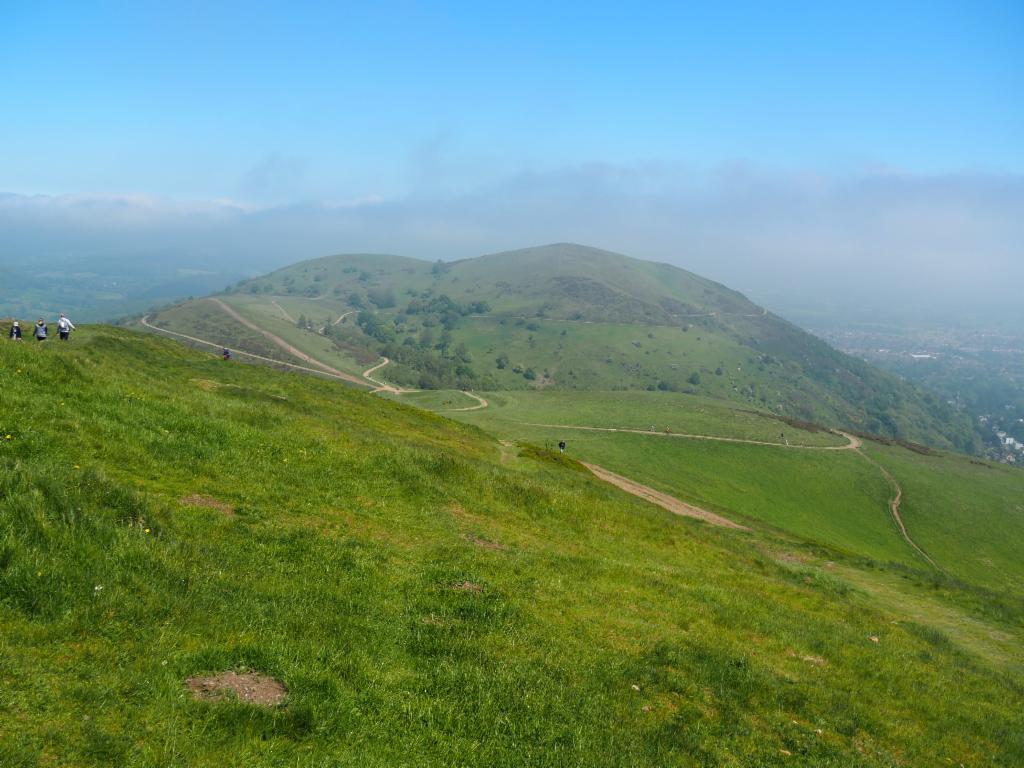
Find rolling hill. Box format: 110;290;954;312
138;244;980;452
1;327;1022;765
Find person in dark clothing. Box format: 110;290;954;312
33;319;47;341
8;321;22;340
558;440;566;454
222;348;232;361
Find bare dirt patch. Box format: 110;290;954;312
582;462;748;530
185;671;286;706
450;580;482;592
180;494;235;517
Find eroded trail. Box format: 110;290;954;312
583;462;748;530
516;422;862;451
447;392;489;412
139;315;367;386
855;449;940;569
362;358;414;394
208;299;369;387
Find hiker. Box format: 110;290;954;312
558;440;566;454
8;321;21;340
222;348;232;361
56;313;75;341
33;319;47;342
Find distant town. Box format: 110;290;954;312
813;324;1024;464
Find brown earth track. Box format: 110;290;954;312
447;392;489;411
517;422;862;451
139;314;369;387
854;449;941;570
362;357;410;393
583;462;748;530
207;298;369;387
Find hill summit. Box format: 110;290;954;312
148;243;978;451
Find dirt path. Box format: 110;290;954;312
447;392;489;411
204;300;371;387
515;422;861;451
271;300;296;323
583;462;748;530
139;315;368;386
362;357;413;394
854;449;940;569
318;310;355;334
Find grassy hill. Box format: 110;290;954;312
138;244;980;452
1;327;1022;766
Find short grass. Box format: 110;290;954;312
144;297;370;378
2;328;1022;766
439;390;1024;594
465;389;846;446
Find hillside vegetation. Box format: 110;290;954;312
142;244;980;452
1;327;1021;766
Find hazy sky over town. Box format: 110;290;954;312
2;1;1021;318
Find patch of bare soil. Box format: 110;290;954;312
180;494;234;517
451;580;482;592
582;463;748;530
464;534;506;551
185;672;286;706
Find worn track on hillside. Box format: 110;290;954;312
854;449;941;570
447;392;489;411
362;357;418;394
139;315;369;386
514;422;862;451
583;462;748;530
207;298;369;387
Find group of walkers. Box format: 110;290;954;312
7;314;75;342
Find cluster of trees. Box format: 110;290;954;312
382;336;491;390
402;294;490;332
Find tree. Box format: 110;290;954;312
688;372;701;386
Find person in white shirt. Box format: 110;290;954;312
57;313;75;341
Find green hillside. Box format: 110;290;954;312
2;328;1022;766
439;389;1024;595
138;244;980;452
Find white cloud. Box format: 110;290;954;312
1;164;1021;319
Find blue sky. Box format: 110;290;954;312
1;1;1021;319
2;0;1021;200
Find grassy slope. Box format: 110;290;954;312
862;444;1024;594
446;397;911;567
447;390;1024;594
1;328;1021;766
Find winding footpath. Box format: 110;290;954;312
447;391;489;412
362;358;403;393
584;462;748;530
854;449;940;569
207;299;369;387
510;419;938;567
139;314;369;386
141;304;935;567
513;422;863;451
